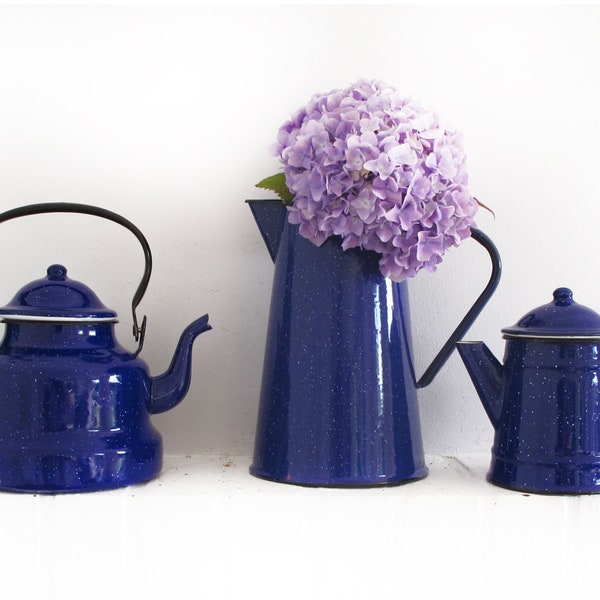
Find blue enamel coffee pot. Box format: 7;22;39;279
0;203;211;493
248;200;501;487
457;287;600;494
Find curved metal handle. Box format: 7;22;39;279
0;202;152;351
416;228;501;388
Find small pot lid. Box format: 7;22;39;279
502;287;600;339
0;264;118;322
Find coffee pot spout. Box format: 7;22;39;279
246;200;288;262
456;341;504;428
150;314;212;414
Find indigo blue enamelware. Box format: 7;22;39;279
457;287;600;494
248;200;501;487
0;203;211;493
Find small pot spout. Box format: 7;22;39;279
150;314;212;414
456;341;504;429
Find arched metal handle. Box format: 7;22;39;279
0;202;152;351
416;228;502;388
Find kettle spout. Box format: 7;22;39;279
456;341;504;429
246;200;287;263
150;314;212;414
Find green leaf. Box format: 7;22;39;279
255;173;295;205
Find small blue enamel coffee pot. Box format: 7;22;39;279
0;203;211;493
457;287;600;494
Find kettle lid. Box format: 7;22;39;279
0;264;117;322
502;287;600;339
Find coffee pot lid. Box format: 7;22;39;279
0;264;117;322
502;287;600;339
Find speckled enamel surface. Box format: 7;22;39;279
0;206;211;493
490;338;600;494
249;201;428;487
0;321;161;493
460;288;600;494
0;269;211;494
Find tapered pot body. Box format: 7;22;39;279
250;213;427;486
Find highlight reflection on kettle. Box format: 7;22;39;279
0;203;211;493
458;287;600;494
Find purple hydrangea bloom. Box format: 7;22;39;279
272;79;478;281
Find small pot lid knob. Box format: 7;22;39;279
46;264;68;281
553;287;574;307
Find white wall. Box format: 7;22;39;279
0;4;597;457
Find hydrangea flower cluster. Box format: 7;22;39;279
271;79;478;281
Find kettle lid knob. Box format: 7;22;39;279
553;287;574;307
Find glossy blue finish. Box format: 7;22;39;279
0;263;211;493
0;263;117;320
0;202;212;493
151;316;212;414
0;321;160;492
457;288;600;494
248;200;501;487
502;287;600;338
251;207;425;486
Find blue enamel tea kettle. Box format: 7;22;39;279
458;287;600;494
0;203;211;493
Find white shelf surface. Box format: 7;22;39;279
4;453;600;600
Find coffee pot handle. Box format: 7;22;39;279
0;202;152;351
416;228;501;388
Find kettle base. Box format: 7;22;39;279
0;442;163;494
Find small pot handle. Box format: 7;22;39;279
0;202;152;351
416;228;501;388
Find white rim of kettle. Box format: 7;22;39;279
502;333;600;340
0;315;119;323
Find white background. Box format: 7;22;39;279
2;6;600;600
0;3;597;459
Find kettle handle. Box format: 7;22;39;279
0;202;152;351
416;228;501;388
